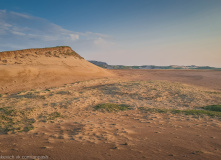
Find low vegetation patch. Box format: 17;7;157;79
56;91;71;95
48;112;63;120
0;107;35;134
94;103;133;112
50;100;72;109
202;105;221;112
182;109;221;117
38;112;64;123
9;92;45;99
138;107;167;113
139;105;221;118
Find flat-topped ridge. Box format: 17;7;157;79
0;46;83;64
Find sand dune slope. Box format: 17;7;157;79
0;46;112;93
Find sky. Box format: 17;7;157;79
0;0;221;67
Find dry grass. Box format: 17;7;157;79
0;78;221;136
94;103;133;112
0;107;35;134
0;77;221;159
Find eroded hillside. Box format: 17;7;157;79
0;46;83;65
0;46;113;93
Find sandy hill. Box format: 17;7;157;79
0;46;112;93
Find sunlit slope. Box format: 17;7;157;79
0;46;113;93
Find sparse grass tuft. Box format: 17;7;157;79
94;103;133;112
56;91;71;95
38;112;64;123
9;92;45;99
138;107;167;113
48;112;63;120
50;100;72;109
23;125;34;132
50;103;58;108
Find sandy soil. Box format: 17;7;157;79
0;56;112;94
113;69;221;91
0;70;221;160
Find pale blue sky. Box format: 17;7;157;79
0;0;221;67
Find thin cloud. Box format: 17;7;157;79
94;37;115;48
70;34;79;41
10;11;32;19
0;10;114;54
11;31;26;36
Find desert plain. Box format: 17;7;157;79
0;47;221;160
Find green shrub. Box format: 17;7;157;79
182;110;221;117
202;105;221;112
